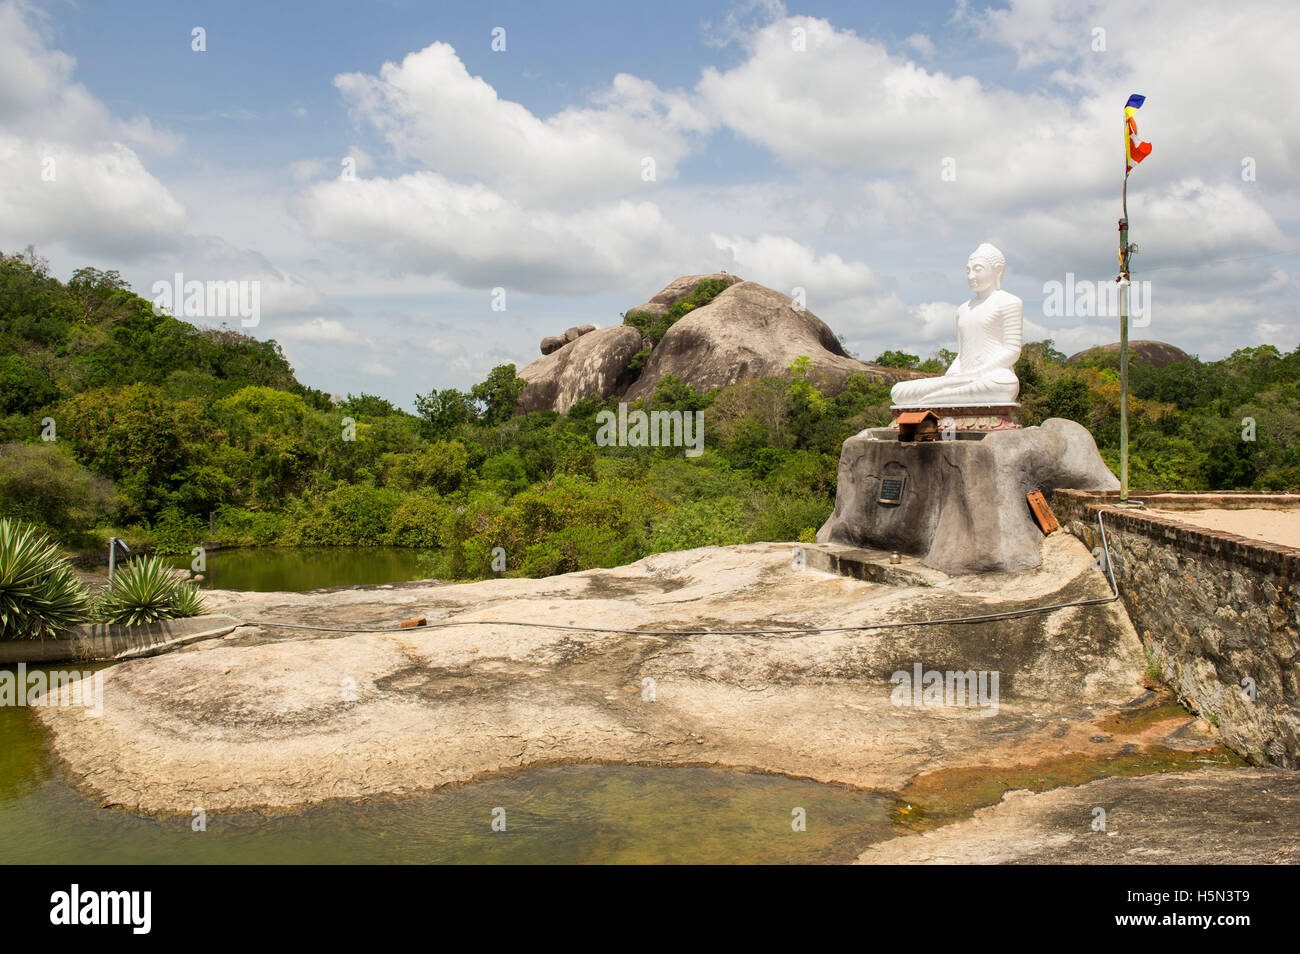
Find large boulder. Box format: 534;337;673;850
518;324;643;414
817;418;1119;574
624;272;741;319
623;281;920;402
1066;340;1191;368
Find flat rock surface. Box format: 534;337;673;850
858;768;1300;864
38;536;1237;817
1146;507;1300;548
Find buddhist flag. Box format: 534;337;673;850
1125;93;1152;174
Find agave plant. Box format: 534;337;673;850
0;518;92;639
168;579;208;618
95;555;206;625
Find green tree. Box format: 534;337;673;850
872;350;920;369
471;364;526;425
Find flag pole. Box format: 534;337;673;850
1119;172;1130;504
1117;93;1148;506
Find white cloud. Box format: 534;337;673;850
0;136;185;258
905;33;936;59
333;41;710;206
273;317;376;348
298;170;719;294
0;1;186;259
710;232;892;304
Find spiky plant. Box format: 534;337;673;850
95;555;201;625
168;580;208;618
0;518;92;639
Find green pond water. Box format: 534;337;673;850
167;546;435;592
0;672;894;864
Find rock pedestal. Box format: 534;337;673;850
816;418;1118;574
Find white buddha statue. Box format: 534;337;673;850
891;243;1023;408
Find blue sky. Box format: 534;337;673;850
3;0;1298;407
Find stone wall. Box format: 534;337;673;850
1052;490;1300;767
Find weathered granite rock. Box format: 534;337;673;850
624;281;924;402
857;768;1300;864
817;418;1119;574
36;536;1162;814
518;324;643;414
541;325;597;355
624;272;741;319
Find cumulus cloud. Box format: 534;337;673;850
333;42;710;205
298;170;719;294
0;1;186;259
710;232;893;304
273;317;376;348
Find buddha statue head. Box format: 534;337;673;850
966;243;1006;297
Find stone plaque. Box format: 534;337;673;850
878;476;906;506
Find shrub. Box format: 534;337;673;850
212;505;288;546
386;492;446;548
94;555;207;625
748;494;832;543
478;450;530;495
383;441;469;493
289;485;404;546
647;497;749;552
0;518;92;638
623;278;731;344
0;443;117;537
147;506;209;556
431;476;664;579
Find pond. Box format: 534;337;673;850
167;546;436;592
0;676;894;864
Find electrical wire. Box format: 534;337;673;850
244;512;1121;637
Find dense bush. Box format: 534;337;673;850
0;443;116;539
289;485;404;546
386;492;447;548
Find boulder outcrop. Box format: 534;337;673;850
624;281;915;402
518;324;643;414
517;273;925;414
624;272;740;319
539;324;597;356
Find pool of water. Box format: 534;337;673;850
0;676;894;864
167;546;436;592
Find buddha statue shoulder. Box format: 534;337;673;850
890;243;1023;408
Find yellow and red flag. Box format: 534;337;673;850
1125;94;1152;174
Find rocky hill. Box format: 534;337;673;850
1066;339;1191;368
518;273;925;413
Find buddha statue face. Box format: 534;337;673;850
965;243;1006;296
